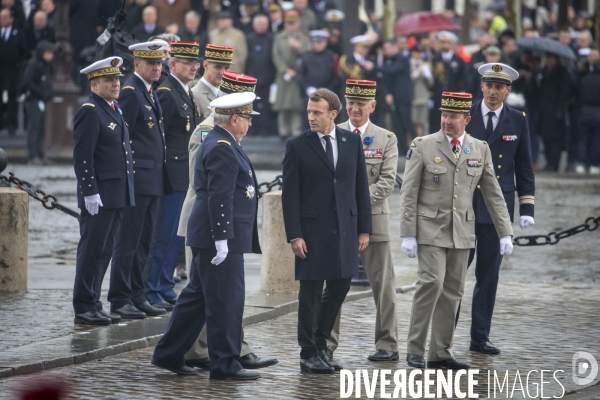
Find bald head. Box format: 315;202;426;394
142;6;158;25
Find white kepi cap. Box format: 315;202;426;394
478;62;519;85
210;92;260;116
128;40;169;60
80;56;124;80
350;34;371;45
438;30;459;44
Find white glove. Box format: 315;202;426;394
306;86;317;96
84;194;103;216
499;236;513;255
520;216;535;230
211;239;228;265
402;236;418;258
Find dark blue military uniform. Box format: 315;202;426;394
145;74;199;304
72;93;135;315
153;125;260;379
106;73;171;312
462;100;535;343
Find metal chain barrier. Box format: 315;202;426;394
256;175;282;199
513;215;600;246
0;172;80;219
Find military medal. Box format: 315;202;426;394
371;166;378;175
245;185;255;200
182;104;188;111
108;123;116;130
186;116;190;132
467;158;482;167
464;146;470;154
434;157;442;164
148;122;154;128
502;135;518;141
144;105;152;110
434;175;439;183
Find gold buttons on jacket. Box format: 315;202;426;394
454;195;457;199
498;165;502;169
496;175;500;179
499;155;503;158
453;207;457;211
455;182;458;186
175;156;178;160
477;185;481;189
456;168;459;172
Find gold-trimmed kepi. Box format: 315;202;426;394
284;10;299;23
170;41;200;59
345;79;376;100
478;62;519;85
80;57;124;81
439;92;472;113
211;92;260;115
220;71;257;95
204;44;234;64
128;40;168;60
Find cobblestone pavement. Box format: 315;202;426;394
1;280;599;399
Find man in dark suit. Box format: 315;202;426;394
430;31;466;133
25;10;55;50
146;41;200;308
106;41;172;320
457;63;535;354
72;57;135;325
282;89;372;373
152;92;263;381
0;9;27;135
131;6;164;42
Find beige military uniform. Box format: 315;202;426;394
178;114;253;361
190;80;217;122
328;121;399;352
401;130;512;362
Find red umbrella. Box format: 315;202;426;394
394;12;460;36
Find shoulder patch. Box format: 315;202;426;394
217;140;231;146
157;87;171;91
387;131;394;137
122;86;135;90
82;103;95;108
522;111;526;117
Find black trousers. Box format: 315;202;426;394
73;207;123;315
298;278;352;359
153;248;245;379
25;99;46;160
455;223;503;343
0;74;18;133
108;194;161;310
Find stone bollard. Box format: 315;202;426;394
0;188;29;291
260;190;299;293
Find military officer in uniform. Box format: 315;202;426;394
190;44;233;121
178;71;277;370
152;92;263;381
328;79;399;361
107;41;172;319
72;57;135;325
145;41;201;308
401;92;514;370
337;35;374;82
456;63;535;355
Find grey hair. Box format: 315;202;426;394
185;10;200;20
214;113;233;126
154;33;180;43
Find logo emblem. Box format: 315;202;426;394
464;146;471;154
148;45;161;50
245;185;255;200
148;122;155;128
144;105;152;110
108;123;116;130
434;157;442;164
492;64;502;72
111;58;120;66
182;104;188;110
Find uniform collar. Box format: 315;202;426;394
134;72;152;91
170;73;190;94
317;125;336;140
201;77;219;97
349;120;370;137
445;131;466;147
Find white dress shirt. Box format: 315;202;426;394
317;126;338;168
2;26;12;42
349;120;370;138
481;101;503;131
201;77;219;97
171;73;190;94
134;72;152;91
353;52;365;65
445;132;466;150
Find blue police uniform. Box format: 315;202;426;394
463;99;535;344
146;73;199;304
106;72;172;312
153;124;261;379
72;93;135;316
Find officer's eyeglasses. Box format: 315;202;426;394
237;115;252;122
176;60;201;69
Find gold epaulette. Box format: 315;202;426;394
82;103;95;107
122;86;135;90
157;87;171;91
200;123;214;128
217;140;231;146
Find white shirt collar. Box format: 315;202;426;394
445;131;466;147
481;101;503;120
201;77;219;97
134;72;152;91
349;120;370;137
317;125;336;140
171;73;189;94
353;52;364;63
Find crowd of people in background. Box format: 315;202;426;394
0;0;599;173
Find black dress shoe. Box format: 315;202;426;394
74;311;111;325
185;358;210;370
470;340;500;354
300;355;334;374
216;369;260;380
151;359;198;375
238;353;278;369
427;358;470;370
97;309;121;323
112;304;147;319
134;301;167;316
318;349;343;371
164;297;177;305
406;354;425;368
151;300;174;312
368;349;399;361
